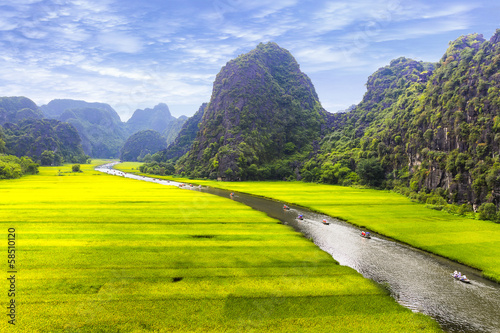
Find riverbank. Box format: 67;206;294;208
114;163;500;283
0;161;440;332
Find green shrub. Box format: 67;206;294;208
478;203;497;220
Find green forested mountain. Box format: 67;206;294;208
1;118;88;165
305;30;500;213
0;96;43;125
120;130;167;161
144;31;500;216
177;42;329;180
0;97;87;166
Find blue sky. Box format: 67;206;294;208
0;0;499;120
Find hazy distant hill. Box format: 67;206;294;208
41;99;186;158
126;103;187;147
58;107;128;158
0;96;43;125
126;103;174;134
155;103;206;161
163;115;188;145
41;99;119;120
177;42;330;180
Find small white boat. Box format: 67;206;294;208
360;232;371;239
451;273;471;284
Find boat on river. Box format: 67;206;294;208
451;273;471;284
322;219;329;225
361;232;371;239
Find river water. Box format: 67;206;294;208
97;164;500;333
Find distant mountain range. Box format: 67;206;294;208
0;96;191;160
40;99;188;158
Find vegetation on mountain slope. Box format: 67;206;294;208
1;118;88;165
303;31;500;219
170;42;329;180
120;129;167;161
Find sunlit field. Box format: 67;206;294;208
0;161;441;332
116;164;500;283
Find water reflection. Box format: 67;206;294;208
204;188;500;333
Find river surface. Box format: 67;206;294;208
97;164;500;333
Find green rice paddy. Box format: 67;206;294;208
132;168;499;283
0;161;441;332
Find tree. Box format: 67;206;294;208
478;203;497;221
40;150;55;166
72;164;81;172
356;158;385;186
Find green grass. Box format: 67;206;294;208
0;161;441;332
119;167;500;283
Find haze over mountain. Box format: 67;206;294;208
156;103;207;162
0;96;43;125
126;103;175;134
41;99;186;158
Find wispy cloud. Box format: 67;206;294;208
0;0;496;117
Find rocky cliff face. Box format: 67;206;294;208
404;31;500;205
179;42;329;180
315;30;500;208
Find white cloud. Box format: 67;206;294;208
372;19;471;42
97;32;143;53
0;0;496;119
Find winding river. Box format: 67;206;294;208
97;164;500;333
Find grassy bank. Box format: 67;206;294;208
0;161;440;332
116;163;500;283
